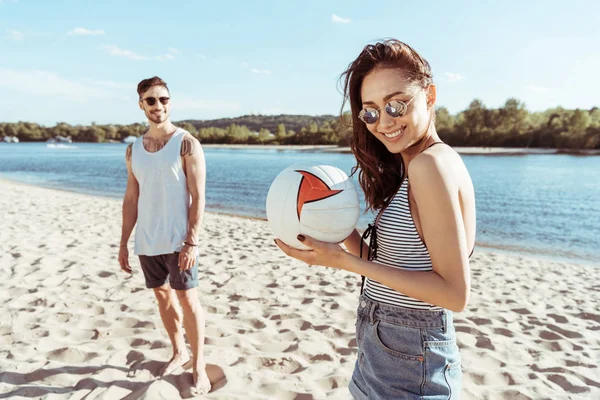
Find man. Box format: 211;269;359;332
118;76;211;394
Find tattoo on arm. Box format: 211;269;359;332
125;143;133;162
181;137;197;157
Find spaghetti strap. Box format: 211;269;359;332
419;141;445;154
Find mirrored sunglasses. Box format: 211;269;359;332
358;98;414;124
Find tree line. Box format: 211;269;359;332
1;99;599;149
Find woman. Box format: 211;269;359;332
275;39;476;399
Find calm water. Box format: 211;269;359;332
1;143;599;263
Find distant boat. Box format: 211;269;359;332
122;136;138;144
47;143;77;149
2;136;19;143
47;136;72;144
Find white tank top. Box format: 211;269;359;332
131;128;190;256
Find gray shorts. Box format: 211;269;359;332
138;252;199;291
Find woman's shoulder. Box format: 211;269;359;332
409;145;468;188
409;143;457;173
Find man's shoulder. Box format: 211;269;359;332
176;127;199;141
179;130;202;157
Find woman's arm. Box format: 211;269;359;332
276;152;471;312
342;229;369;259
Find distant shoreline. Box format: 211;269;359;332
201;144;600;156
2;142;599;155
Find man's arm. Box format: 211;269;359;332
179;135;206;270
118;144;139;273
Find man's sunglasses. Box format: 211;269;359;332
141;96;170;106
358;97;415;125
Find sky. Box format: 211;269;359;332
0;0;599;126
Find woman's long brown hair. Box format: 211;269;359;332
339;39;433;211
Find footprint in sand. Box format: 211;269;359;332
475;336;495;350
317;376;342;390
539;330;562;341
492;327;514;337
48;347;100;364
547;313;569;323
310;353;333;362
250;356;304;374
546;374;590;395
547;324;583;338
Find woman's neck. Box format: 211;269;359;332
400;125;441;170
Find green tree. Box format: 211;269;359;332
258;128;271;142
276;123;286;138
459;99;487;144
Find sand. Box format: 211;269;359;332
0;178;598;399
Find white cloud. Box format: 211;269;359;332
0;68;128;102
444;72;464;82
250;68;271;75
526;84;552;93
332;14;351;24
155;48;180;61
68;27;105;36
156;53;175;61
101;45;179;62
101;44;148;60
173;93;241;112
241;61;271;75
7;29;24;40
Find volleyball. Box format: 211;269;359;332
266;163;360;250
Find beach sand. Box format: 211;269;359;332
0;179;598;399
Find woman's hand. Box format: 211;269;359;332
274;234;346;270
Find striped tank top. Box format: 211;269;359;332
363;177;442;310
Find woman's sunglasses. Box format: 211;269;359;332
141;96;170;106
358;97;415;124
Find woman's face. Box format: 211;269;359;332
359;67;435;154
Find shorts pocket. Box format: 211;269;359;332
423;336;462;398
361;320;425;395
444;359;462;399
373;320;424;361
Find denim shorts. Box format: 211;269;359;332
349;295;462;399
138;252;199;291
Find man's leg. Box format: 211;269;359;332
153;284;190;376
176;287;211;393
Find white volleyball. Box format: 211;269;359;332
266;163;360;250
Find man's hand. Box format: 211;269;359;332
119;245;132;274
178;244;196;271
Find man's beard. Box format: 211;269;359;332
147;110;166;124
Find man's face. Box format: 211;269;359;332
139;85;171;124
